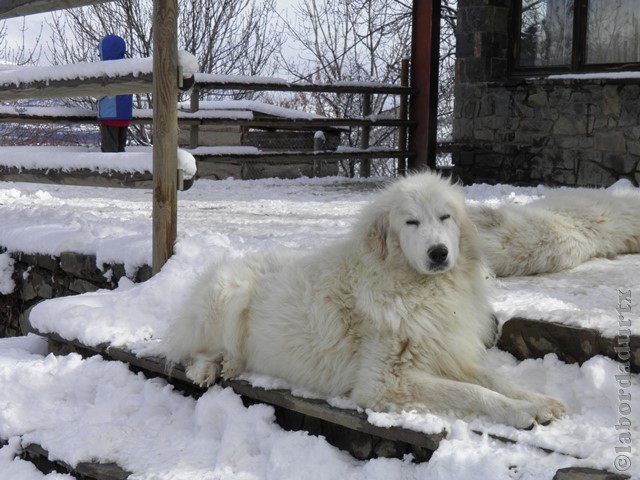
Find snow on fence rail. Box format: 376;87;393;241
0;146;197;190
0;53;200;189
0;58;416;180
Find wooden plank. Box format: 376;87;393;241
151;0;179;275
40;332;445;456
192;149;417;162
397;58;410;175
105;347;444;451
0;0;115;19
0;110;415;129
359;93;372;177
0;165;194;190
195;77;414;96
0;73;153;101
0;165;153;188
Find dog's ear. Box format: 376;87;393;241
366;213;389;260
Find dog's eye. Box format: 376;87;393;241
439;214;451;222
406;219;420;226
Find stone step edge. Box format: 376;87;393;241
498;318;639;373
6;441;131;480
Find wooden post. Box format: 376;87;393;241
409;0;441;171
190;86;200;149
398;58;409;176
152;0;179;274
359;93;371;178
313;130;326;177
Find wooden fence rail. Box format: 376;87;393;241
1;75;418;178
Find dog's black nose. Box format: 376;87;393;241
428;244;448;266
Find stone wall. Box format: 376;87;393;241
0;248;151;337
453;78;640;186
453;0;640;187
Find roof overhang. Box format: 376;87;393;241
0;0;114;19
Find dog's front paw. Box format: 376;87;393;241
185;358;221;387
530;395;566;426
509;396;566;429
221;357;244;380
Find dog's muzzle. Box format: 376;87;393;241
427;244;449;271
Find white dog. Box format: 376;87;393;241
166;172;571;428
470;187;640;276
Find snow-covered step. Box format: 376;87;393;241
22;443;130;480
42;331;444;463
499;318;639;373
28;332;636;480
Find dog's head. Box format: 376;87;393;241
361;171;476;275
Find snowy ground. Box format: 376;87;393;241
0;176;638;479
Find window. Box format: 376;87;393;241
514;0;640;73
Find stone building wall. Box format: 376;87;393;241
454;78;640;186
0;249;151;337
453;0;640;186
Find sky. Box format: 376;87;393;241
1;0;299;66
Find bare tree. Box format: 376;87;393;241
279;0;412;176
586;0;639;64
280;0;457;175
0;19;57;146
46;0;285;144
0;17;44;66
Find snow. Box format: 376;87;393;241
1;100;320;122
0;146;197;180
178;100;329;120
548;71;640;81
0;253;15;294
185;146;261;156
0;105;95;117
0;176;638;478
0;52;197;88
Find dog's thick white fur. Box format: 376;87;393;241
165;172;575;428
470;187;640;276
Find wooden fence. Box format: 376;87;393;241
0;64;416;180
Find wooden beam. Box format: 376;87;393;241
151;0;178;275
192;149;417;162
0;165;155;188
0;72;153;101
0;165;194;190
408;0;441;171
195;77;414;96
0;0;114;18
0;110;414;129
